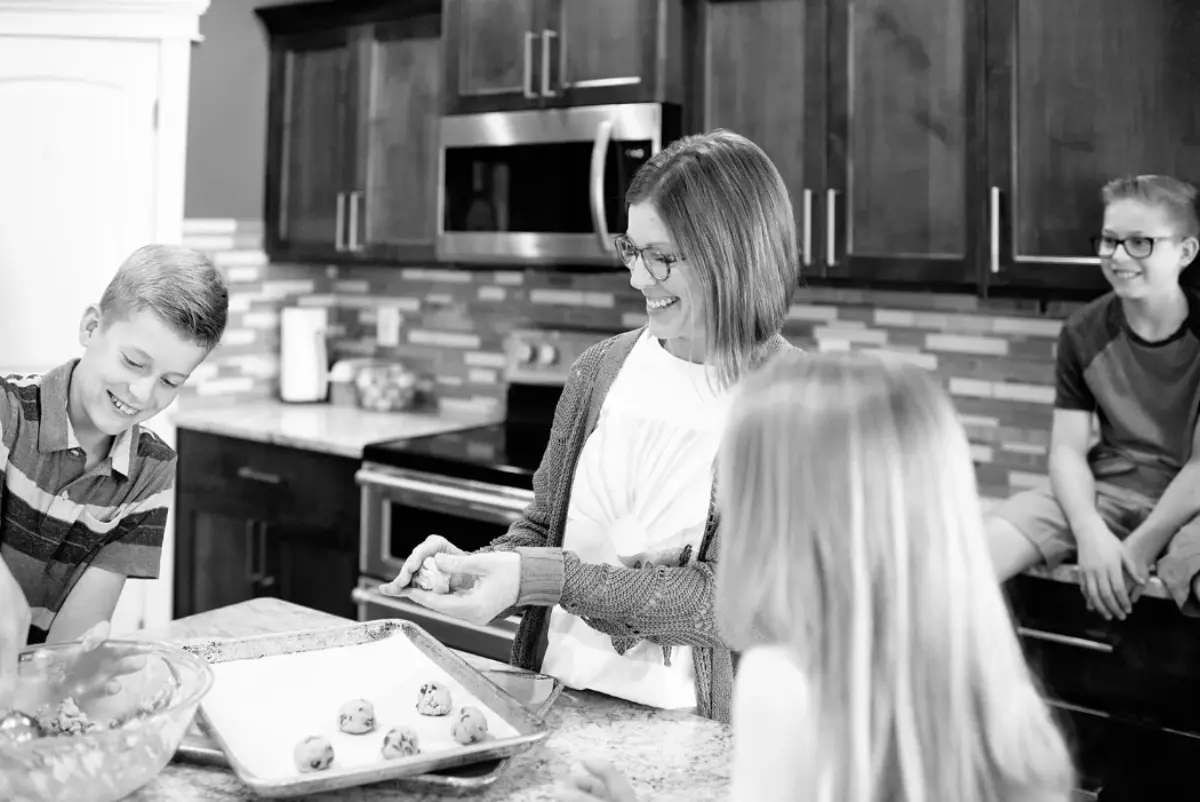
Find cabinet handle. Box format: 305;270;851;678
522;31;538;99
825;188;840;267
589;119;614;253
257;522;275;589
244;519;259;583
236;466;282;485
989;185;1001;273
801;188;813;268
348;190;363;252
1017;627;1113;654
540;29;558;97
335;191;347;252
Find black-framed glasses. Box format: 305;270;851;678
612;234;685;281
1091;234;1184;259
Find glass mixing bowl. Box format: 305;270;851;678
0;639;214;802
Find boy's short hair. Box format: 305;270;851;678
99;244;229;350
1102;174;1200;237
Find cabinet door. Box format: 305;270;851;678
825;0;981;286
266;520;358;620
541;0;680;107
350;16;442;263
265;29;357;263
985;0;1200;293
0;37;158;374
702;0;823;278
444;0;541;114
172;499;263;619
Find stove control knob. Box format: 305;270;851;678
537;344;558;366
515;341;536;364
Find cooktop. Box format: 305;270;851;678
361;420;552;491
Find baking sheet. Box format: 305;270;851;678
174;667;562;792
185;620;550;798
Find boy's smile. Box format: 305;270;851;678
69;306;210;448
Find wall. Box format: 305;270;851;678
181;218;1085;502
184;0;307;220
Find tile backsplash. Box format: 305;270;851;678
183;219;1089;501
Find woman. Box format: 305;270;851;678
559;352;1076;802
380;130;800;723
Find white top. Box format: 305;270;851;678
730;646;812;802
541;330;730;709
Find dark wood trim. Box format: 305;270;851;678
804;0;828;279
262;41;288;255
255;0;441;37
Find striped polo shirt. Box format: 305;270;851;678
0;360;175;640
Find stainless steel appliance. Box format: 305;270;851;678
436;102;681;265
1006;567;1200;800
355;327;607;663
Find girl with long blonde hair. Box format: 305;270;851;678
559;351;1076;802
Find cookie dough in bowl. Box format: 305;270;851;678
1;639;213;802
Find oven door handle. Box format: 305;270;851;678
589;119;614;254
352;586;519;640
356;467;531;523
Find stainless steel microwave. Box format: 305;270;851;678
437;103;682;266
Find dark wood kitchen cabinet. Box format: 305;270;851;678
257;0;442;266
173;429;360;621
442;0;685;114
984;0;1200;293
701;0;1200;296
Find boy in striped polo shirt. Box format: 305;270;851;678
0;244;228;652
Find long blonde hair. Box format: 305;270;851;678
717;351;1075;802
625;130;799;388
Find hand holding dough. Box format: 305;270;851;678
338;698;376;734
415;681;452;716
412;556;452;594
451;705;489;745
294;735;334;772
380;725;420;758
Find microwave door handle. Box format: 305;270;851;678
589;119;614;252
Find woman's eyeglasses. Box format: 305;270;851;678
612;235;685;282
1091;234;1184;259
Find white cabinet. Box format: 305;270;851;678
0;0;207;375
0;0;209;630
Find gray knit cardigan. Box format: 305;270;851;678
484;326;794;724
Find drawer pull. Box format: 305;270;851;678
237;466;282;485
1017;627;1113;654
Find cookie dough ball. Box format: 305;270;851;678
451;706;489;745
294;735;334;772
380;725;420;759
413;556;452;594
415;682;452;716
338;698;376;734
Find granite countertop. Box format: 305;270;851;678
127;599;731;802
171;399;501;458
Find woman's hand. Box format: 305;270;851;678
379;535;465;596
0;559;30;710
400;552;521;626
556;758;638;802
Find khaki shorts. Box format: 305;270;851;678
990;480;1200;612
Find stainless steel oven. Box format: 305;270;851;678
437;102;681;265
355;462;534;664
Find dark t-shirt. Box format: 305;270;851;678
1055;288;1200;498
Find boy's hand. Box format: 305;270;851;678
1122;534;1161;605
0;560;31;711
1076;520;1144;620
556;758;638;802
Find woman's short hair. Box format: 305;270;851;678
625;130;799;387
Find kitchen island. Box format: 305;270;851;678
128;599;732;802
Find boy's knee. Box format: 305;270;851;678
984;515;1041;581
